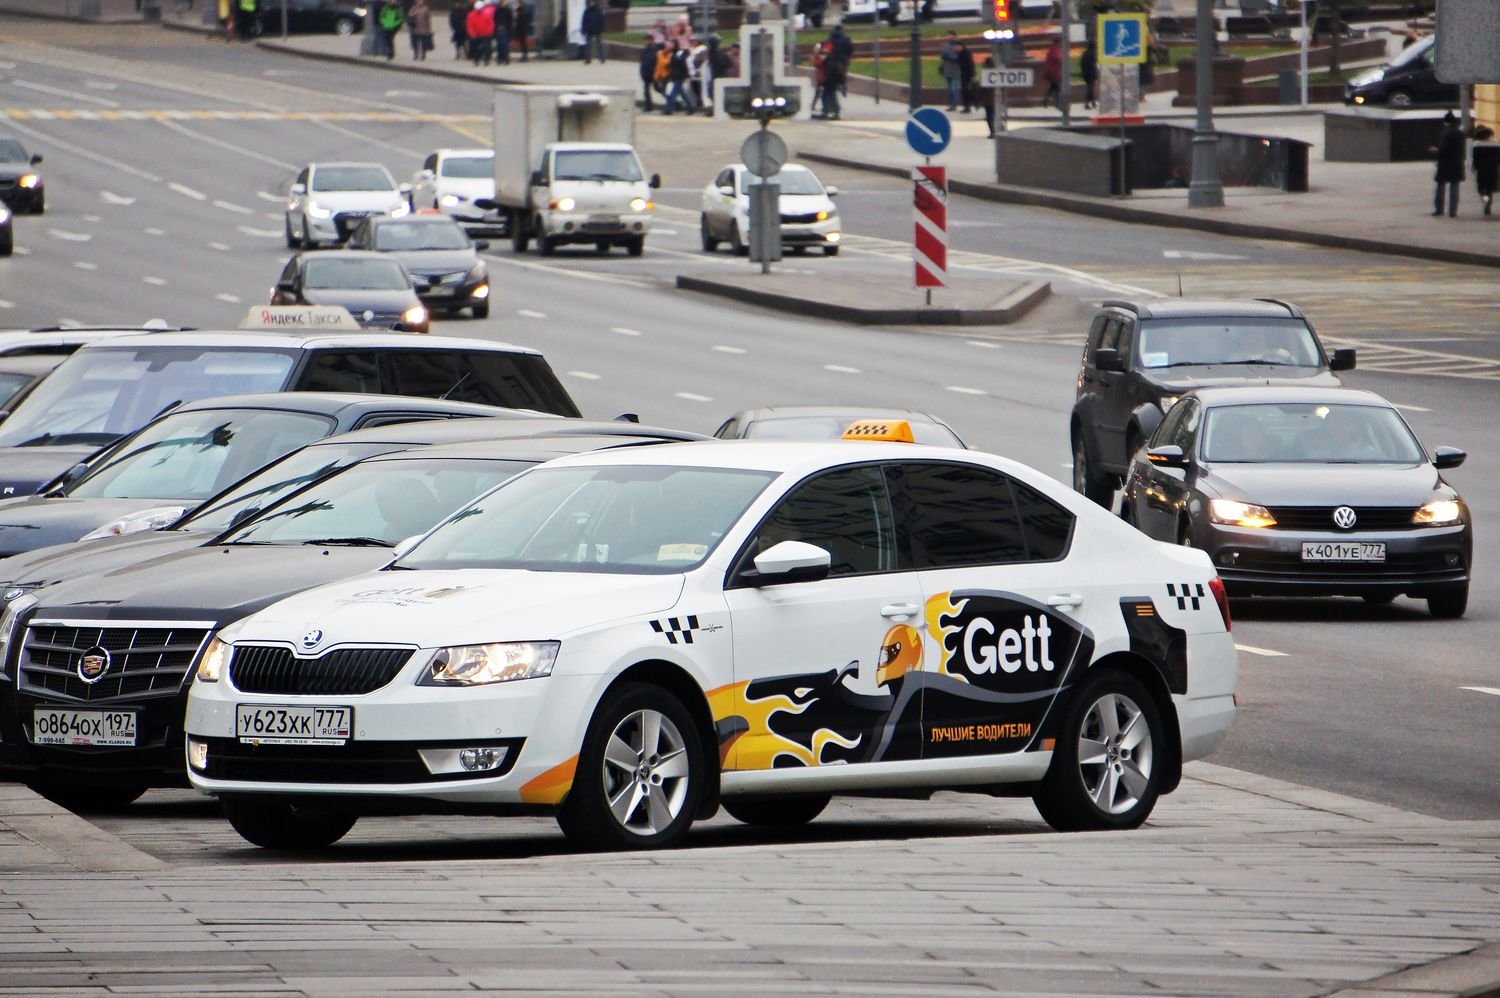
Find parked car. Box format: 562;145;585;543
284;162;410;249
1344;36;1458;109
270;251;430;333
1070;298;1354;507
0;355;64;411
714;406;965;446
0;136;44;214
255;0;366;36
407;149;505;238
700;163;840;256
345;215;490;320
1121;386;1470;617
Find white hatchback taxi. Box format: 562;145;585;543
700;163;841;257
186;431;1237;851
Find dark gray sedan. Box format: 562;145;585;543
1121;386;1470;618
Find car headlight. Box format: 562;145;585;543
306;201;332;219
1413;499;1463;526
402;304;427;326
0;594;38;682
0;205;9;223
389;201;411;218
1159;395;1181;411
79;505;188;541
1208;499;1277;528
815;210;830;221
195;636;231;683
418;641;559;687
439;194;462;207
629;197;649;212
18;174;39;189
471;283;490;299
549;196;576;212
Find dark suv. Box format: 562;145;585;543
1070;298;1355;506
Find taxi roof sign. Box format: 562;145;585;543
239;305;361;331
842;419;916;443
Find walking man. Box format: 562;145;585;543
581;0;607;63
1431;111;1465;218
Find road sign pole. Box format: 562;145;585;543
874;15;882;103
1188;0;1224;207
1117;65;1126;196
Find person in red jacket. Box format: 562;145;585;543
467;0;495;66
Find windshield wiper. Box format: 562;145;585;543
301;537;393;547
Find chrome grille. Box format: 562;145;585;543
228;645;415;696
19;622;212;702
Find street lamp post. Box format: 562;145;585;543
908;0;922;110
1188;0;1223;207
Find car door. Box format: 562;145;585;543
721;463;927;771
1133;397;1202;542
707;168;734;236
1098;314;1140;471
892;460;1091;760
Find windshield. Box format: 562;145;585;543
553;150;644;182
0;371;35;406
0;139;26;162
398;464;775;574
745;416;962;447
1137;317;1324;369
311;165;396;192
749;169;824;196
441;155;493;179
1201;403;1426;464
304;257;411;290
177;441;396;533
1388;36;1432;70
66;408;333;501
373;221;470;251
0;347;298;449
223;457;531;547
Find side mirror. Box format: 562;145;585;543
825;185;839;197
30;154;42;166
1145;444;1188;469
649;173;662;189
393;535;423;559
398;182;412;196
418;169;436;181
473;197;498;210
717;185;734;196
290;182;307;195
1094;347;1126;373
746;540;831;587
1329;347;1357;372
473;239;490;251
1432;446;1466;470
529;170;546;187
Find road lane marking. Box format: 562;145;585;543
143;277;167;286
568;371;601;380
215;293;241;303
10;79;119;106
208;242;231;251
713;345;747;354
486;254;650;289
517;309;547;319
155;118;297;171
144;227;165;236
99;191;136;206
168;182;207;201
48;229;92;242
966;340;1002;349
236;226;280;238
610;326;642;336
74;261;97;270
0;299;13;309
257;192;284;203
824;364;861;374
1162;249;1246;261
0;114;162;182
946;385;985;395
675;392;713;402
84;81;118;91
213;200;253;215
1235;644;1288;658
82;214;101;223
1460;686;1500;698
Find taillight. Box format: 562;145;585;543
1208;576;1232;632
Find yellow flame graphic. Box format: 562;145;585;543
708;680;861;771
926;591;969;679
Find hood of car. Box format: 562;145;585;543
382;249;478;274
226;569;686;649
0;530;205;591
1200;461;1445;507
0;497;189;558
1151;367;1342;393
31;544;394;623
435;178;494;199
305;190;403;212
0;446;97;506
303;288;418;309
0;164;36;181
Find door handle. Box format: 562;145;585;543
1046;593;1084;609
880;603;920;619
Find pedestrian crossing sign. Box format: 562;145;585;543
1098;13;1148;66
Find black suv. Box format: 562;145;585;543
1070;298;1355;506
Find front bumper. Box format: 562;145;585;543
780;222;840;247
5;688;192;785
449;207;508;237
0;184;41;211
541;211;651;244
413;277;488;310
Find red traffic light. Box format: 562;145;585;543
991;0;1013;23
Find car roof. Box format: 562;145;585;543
552;141;635;151
307;161;391;171
0;325;188;354
538;439;987;476
366;433;705;465
0;354;66;375
1189;386;1392;407
734;405;946;423
163;392;519;419
295;249;393;262
365;215;463;225
304;416;703;449
434;148;493;158
1103;298;1305;321
73;330;542;355
730;162;812;173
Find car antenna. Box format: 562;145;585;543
1177;273;1184;297
438;371;471;401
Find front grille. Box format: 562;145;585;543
228;645;414;696
415;271;467;286
199;737;522;784
0;178;15;191
352;310;404;328
780;211;823;224
1266;506;1421;531
579;221;626;233
19;623;211;702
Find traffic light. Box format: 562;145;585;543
985;0;1014;28
720;84;801;120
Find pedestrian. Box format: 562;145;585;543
652;41;672;102
940;31;961;111
467;0;494;65
1042;38;1062;108
1081;42;1097;109
820;42;844;120
810;40;828;116
828;23;852;96
663;42;699;115
707;35;731;110
218;0;234;41
957;41;976;113
581;0;606;63
235;0;257;41
493;0;512;64
725;41;740;78
1473;125;1499;217
982;54;996;136
408;0;433;61
514;1;532;61
689;36;709;109
376;0;405;59
450;0;470;59
638;38;661;110
1430;111;1465;218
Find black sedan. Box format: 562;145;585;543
345;214;491;320
1121;387;1470;618
0;392;509;559
0;426;705;807
271;251;429;333
0;137;44;214
254;0;366;36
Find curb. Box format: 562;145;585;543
1330;942;1500;998
675;274;1051;326
797;149;1500;272
254;36;540;87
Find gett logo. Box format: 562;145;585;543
962;614;1056;674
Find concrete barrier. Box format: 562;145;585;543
1325;107;1452;162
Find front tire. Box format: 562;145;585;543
284;215;302;249
557;683;704;852
1427;584;1468;619
1386;88;1414;109
1034;669;1164;832
625;236;644;257
700;214;719;252
1071;431;1115;507
334;16;356;35
729;222;748;257
539;235;557;257
471;301;490;319
222;798;357;850
823;244;839;256
30;191;44;215
722;794;830;828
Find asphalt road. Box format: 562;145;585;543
1;21;1496;823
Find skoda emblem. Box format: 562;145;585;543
301;628;325;651
1332;506;1358;529
77;646;112;684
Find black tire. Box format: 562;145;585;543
700;214;719;252
539;235;557;257
1386;89;1414;109
722;794;830;828
1427;585;1468;619
222;797;357;850
334;16;356;35
1034;669;1165;832
595;240;610;254
556;683;704;852
511;214;530;253
471;301;490;319
790;244;807;256
1071;431;1115;507
32;778;148;812
284;215;302;249
31;191;44;215
823;245;839;257
729;222;748;257
625;236;644;257
0;236;11;258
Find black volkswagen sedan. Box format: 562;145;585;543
345;214;491;320
1121;387;1470;617
0;137;44;214
270;251;429;333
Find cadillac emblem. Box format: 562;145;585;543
300;628;325;651
77;646;112;684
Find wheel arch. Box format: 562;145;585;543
598;659;722;819
1082;652;1183;796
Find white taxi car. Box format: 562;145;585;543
406;148;504;239
285;162;410;249
185;430;1237;851
700;163;841;257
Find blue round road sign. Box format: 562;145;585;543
905;107;952;158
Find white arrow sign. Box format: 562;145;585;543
983;67;1035;88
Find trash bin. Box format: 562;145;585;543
1278;69;1298;105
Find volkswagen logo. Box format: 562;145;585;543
77;646;112;684
300;628;325;651
1332;506;1358;530
362;309;374;322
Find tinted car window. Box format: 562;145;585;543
740;466;894;578
1169;399;1202;452
1152;396;1192;447
1011;479;1074;561
177;441;396;533
373;221;470;251
895;462;1027;568
303;257;409;290
297;350;381;393
444;352;582;416
1137;317;1322;369
311;165;396;192
441;155;493;178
